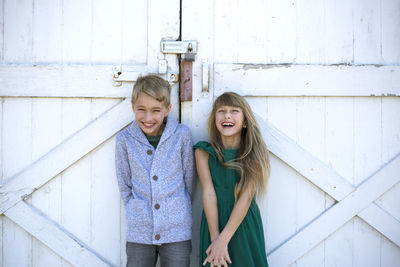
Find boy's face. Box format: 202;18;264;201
132;93;171;136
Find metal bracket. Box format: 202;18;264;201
112;66;178;87
160;40;197;61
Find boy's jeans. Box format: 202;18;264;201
126;240;191;267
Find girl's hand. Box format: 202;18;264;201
203;236;232;266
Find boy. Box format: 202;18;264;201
115;75;194;267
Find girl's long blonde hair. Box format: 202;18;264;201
208;92;270;200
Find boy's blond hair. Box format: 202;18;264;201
131;75;171;107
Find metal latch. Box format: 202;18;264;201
160;40;197;61
112;66;178;87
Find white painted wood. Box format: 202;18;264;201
354;98;382;184
214;0;239;63
353;0;382;64
381;237;400;267
1;98;32;181
31;98;63;266
214;64;400;96
90;100;122;266
295;97;327;267
5;201;112;267
2;98;33;266
0;0;4;61
3;217;32;267
324;220;353;267
0;99;132;215
324;0;353;63
296;0;325;63
147;0;180;72
121;0;147;64
92;0;122;62
61;99;92;245
353;97;382;267
358;202;400;247
265;98;298;251
183;1;400;266
0;65;134;98
381;0;400;64
0;98;3;265
353;217;381;267
62;0;92;62
237;0;267;63
268;154;400;266
32;0;62;63
261;118;354;201
266;0;296;63
3;0;33;62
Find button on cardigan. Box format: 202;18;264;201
115;117;194;244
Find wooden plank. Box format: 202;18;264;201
237;0;267;63
2;97;33;266
2;98;32;181
358;203;400;247
32;0;62;63
0;99;133;215
353;97;382;266
5;201;112;267
353;0;382;64
90;100;121;266
260;103;399;247
147;0;179;72
0;65;134;98
265;98;298;251
266;0;296;63
3;0;33;62
0;0;4;62
121;0;147;64
296;0;325;63
268;154;400;266
61;99;92;246
324;0;353;63
62;0;91;62
260;119;354;201
381;237;400;267
324;97;354;267
381;0;400;63
214;64;400;96
214;0;239;63
31;98;63;266
92;0;122;62
295;97;327;266
3;216;32;267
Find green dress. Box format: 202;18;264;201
194;141;269;267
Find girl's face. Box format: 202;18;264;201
133;93;171;136
215;105;245;145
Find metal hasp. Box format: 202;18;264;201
160;40;197;61
160;40;198;101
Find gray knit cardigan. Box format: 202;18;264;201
115;117;194;244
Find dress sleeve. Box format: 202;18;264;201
193;141;215;156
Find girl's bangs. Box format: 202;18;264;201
214;93;243;108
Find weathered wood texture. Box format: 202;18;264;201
183;0;400;267
0;0;180;266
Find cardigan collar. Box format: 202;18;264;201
128;116;178;147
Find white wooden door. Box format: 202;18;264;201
182;1;400;267
0;0;180;266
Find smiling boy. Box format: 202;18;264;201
115;75;194;267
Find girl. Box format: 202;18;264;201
194;92;270;267
115;75;194;267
